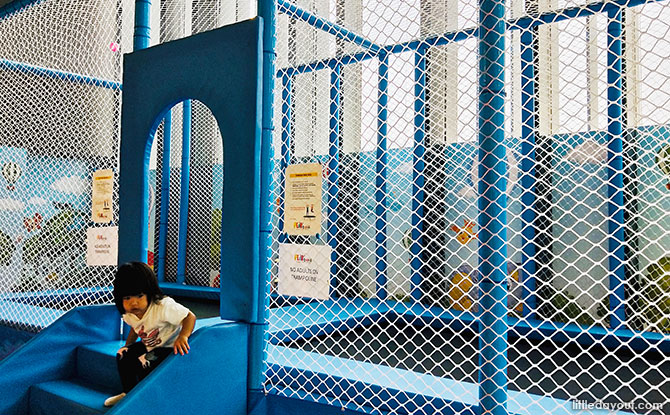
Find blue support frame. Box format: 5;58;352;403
410;47;427;302
176;100;192;284
328;64;342;299
114;0;670;411
277;0;379;53
519;29;538;319
133;0;151;51
478;0;509;413
606;7;627;329
279;74;292;245
276;0;666;81
0;59;122;90
375;53;389;301
157;113;171;282
252;0;277;397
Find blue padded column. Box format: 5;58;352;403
133;0;151;51
519;29;538;318
325;65;342;299
157;114;171;282
278;74;292;245
411;47;426;302
328;64;341;299
375;53;389;301
478;0;509;413
176;100;192;284
607;7;626;329
250;0;276;400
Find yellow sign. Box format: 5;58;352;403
91;169;114;223
283;163;322;236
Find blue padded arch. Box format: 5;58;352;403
118;18;263;323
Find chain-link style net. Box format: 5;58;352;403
268;0;670;414
0;0;134;331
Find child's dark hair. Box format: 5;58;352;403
113;262;164;314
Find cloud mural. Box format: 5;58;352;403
28;197;49;206
51;175;87;195
461;153;519;199
0;198;25;212
565;138;607;164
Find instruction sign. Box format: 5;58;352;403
91;169;114;223
86;226;118;266
278;243;331;300
283;163;322;236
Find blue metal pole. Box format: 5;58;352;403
275;0;664;81
0;59;122;90
376;53;389;301
129;0;152;264
156;114;172;282
478;0;509;412
176;100;191;284
410;47;426;302
607;7;626;329
279;75;292;245
276;0;380;53
328;64;341;299
249;0;277;398
519;29;537;319
133;0;152;51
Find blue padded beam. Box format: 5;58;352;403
118;19;264;323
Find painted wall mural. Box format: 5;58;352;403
0;146;90;293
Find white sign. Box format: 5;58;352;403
91;169;114;223
86;226;118;266
283;163;322;236
278;243;331;300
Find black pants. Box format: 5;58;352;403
116;342;172;393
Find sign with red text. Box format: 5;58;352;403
86;226;118;266
278;243;331;300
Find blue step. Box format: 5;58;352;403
77;341;124;392
29;378;116;415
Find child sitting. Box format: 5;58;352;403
104;262;196;407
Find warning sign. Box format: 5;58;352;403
283;163;322;236
278;243;331;300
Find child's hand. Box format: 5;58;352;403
116;346;128;357
173;334;190;355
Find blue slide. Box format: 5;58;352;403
0;305;247;415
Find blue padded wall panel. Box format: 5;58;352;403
107;322;249;415
118;18;263;323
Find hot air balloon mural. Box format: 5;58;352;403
2;161;22;191
655;145;670;190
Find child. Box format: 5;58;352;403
104;262;196;407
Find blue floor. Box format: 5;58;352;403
0;296;660;415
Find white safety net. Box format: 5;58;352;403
0;0;134;330
268;0;670;414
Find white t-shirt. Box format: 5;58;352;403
122;296;190;351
